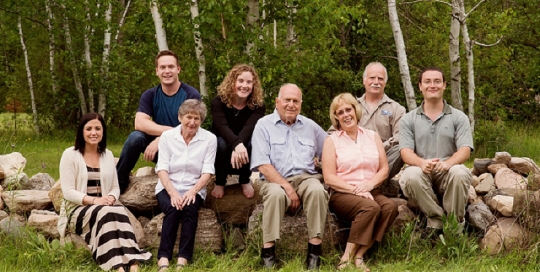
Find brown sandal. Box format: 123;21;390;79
355;258;371;272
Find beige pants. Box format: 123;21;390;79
259;173;329;244
399;165;471;229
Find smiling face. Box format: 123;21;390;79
180;112;201;136
155;55;181;86
419;70;446;101
275;84;302;125
363;63;387;97
335;101;358;132
83;119;103;147
234;71;254;100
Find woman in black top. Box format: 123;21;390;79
211;64;266;199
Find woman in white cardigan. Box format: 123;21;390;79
58;113;151;272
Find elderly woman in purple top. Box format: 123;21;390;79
210;64;266;199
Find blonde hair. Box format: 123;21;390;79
217;64;264;109
329;93;362;130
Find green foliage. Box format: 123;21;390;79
436;213;479;260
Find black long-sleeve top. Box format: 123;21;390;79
211;96;266;149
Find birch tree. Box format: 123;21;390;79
190;0;207;96
448;0;463;111
45;0;58;112
286;1;297;46
388;0;416;111
17;14;39;133
150;0;168;51
98;2;113;117
245;0;260;56
62;3;88;114
84;1;95;112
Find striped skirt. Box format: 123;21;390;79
70;204;152;270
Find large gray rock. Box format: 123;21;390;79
0;152;26;178
508;157;540;176
391;204;416;231
380;177;401;197
487;195;514;217
0;185;3;210
472;158;494;176
0;165;4;180
134;166;155;177
119;175;159;212
512;190;540;226
1;190;52;214
143;208;222;253
48;181;62;213
468;185;478;204
475;173;495;195
0;210;8;221
27;210;59;239
495;168;527;190
205;181;261;226
24;173;55;190
488;163;508;175
481;217;531;254
0;214;26;237
1;172;30;190
247;204;340;254
466;202;495;231
494;152;512;165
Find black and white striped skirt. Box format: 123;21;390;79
70;204;152;270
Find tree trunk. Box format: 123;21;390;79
98;2;113;117
62;4;88;114
286;1;296;46
190;0;208;96
387;0;417;111
245;0;260;56
17;14;39;134
115;0;132;43
449;0;463;111
84;1;94;112
460;0;475;134
45;0;58;112
150;0;168;51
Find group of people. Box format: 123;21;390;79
57;49;473;272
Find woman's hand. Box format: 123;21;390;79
356;191;374;200
230;151;244;169
106;195;116;205
170;193;184;210
354;182;374;194
181;190;198;209
234;143;249;165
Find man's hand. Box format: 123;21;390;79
283;184;300;213
144;137;160;161
420;158;440;174
433;160;452;173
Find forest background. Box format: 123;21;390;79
0;0;539;158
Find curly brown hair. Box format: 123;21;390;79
217;64;264;110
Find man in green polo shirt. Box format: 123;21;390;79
398;67;473;231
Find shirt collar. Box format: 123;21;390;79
416;100;452;115
271;109;304;125
336;125;365;137
175;125;205;142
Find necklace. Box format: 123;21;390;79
233;108;241;116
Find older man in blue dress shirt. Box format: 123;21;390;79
251;83;328;270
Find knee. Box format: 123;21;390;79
264;189;287;203
381;200;398;215
125;131;148;147
402;167;426;188
216;137;229;154
304;181;326;198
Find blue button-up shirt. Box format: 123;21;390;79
250;110;327;179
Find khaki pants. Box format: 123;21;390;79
399;165;471;229
259;173;329;244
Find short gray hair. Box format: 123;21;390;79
178;99;207;122
362;62;388;83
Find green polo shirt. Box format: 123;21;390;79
399;101;473;161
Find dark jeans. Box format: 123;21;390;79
116;130;158;192
156;189;203;261
214;136;252;186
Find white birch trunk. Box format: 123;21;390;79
387;0;417;111
274;20;277;47
17;15;39;133
460;0;475;134
150;0;168;51
245;0;260;56
286;2;296;46
84;0;94;112
45;0;58;112
98;2;113;117
62;5;88;114
449;0;463;111
190;0;208;96
114;0;131;43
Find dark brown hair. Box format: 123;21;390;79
74;112;107;155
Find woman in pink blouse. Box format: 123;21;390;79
322;93;398;271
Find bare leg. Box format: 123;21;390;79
129;263;139;272
337;242;358;270
241;183;255;199
353;240;375;272
211;185;225;198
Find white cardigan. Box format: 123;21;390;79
57;147;120;237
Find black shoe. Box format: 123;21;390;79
305;243;322;270
261;245;276;269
